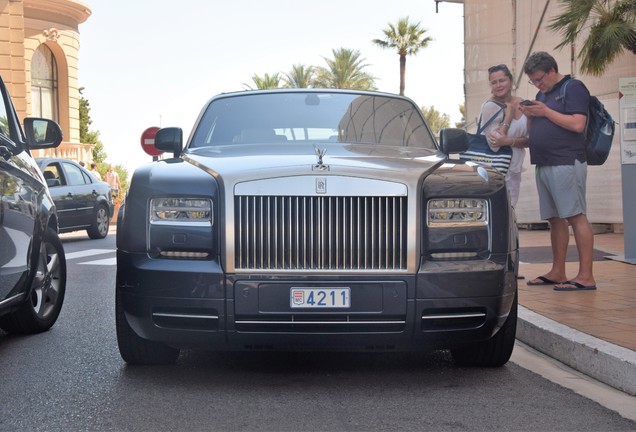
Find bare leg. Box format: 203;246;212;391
546;217;569;282
527;217;569;285
557;213;595;287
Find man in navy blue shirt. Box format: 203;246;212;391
521;51;597;291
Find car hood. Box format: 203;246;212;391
183;142;446;184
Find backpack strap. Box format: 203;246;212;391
556;78;589;137
556;78;576;106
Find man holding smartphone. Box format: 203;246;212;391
521;51;597;292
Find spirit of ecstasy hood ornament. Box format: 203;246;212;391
313;146;329;171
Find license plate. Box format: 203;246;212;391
290;287;351;308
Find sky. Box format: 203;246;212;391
78;0;465;174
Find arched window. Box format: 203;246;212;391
31;44;59;121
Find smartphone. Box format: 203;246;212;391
521;99;535;106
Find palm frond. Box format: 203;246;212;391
580;19;635;74
548;0;636;75
372;16;433;54
283;64;315;88
314;48;376;90
548;0;598;47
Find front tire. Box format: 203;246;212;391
115;287;180;365
450;293;518;367
0;227;67;334
87;204;109;239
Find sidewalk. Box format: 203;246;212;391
517;228;636;396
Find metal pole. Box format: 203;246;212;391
515;0;551;88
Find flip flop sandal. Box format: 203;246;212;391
527;276;564;286
554;281;597;291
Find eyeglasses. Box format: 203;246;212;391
528;72;548;86
488;64;509;73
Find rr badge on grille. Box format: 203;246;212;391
316;177;327;194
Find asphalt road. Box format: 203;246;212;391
1;231;635;431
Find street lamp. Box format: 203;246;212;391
434;0;463;13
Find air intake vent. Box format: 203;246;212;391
235;314;406;333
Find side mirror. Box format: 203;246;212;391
155;127;183;158
24;118;63;149
438;128;469;155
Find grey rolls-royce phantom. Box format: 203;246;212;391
116;89;518;366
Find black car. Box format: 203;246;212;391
0;75;66;334
37;158;114;239
116;89;518;366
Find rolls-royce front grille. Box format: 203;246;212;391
235;195;408;270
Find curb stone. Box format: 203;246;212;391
517;306;636;396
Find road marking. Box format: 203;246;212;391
79;257;116;266
65;249;113;260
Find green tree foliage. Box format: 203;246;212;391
548;0;636;76
283;64;315;88
313;48;376;90
243;73;282;90
372;17;433;96
80;88;106;163
80;87;128;195
92;141;107;164
421;105;450;136
455;103;466;129
79;87;91;141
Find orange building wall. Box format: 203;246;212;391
0;0;91;161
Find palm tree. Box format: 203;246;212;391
548;0;636;76
372;17;433;95
313;48;376;90
283;64;315;88
420;105;450;136
243;73;281;90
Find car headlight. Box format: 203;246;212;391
427;198;488;227
150;198;213;225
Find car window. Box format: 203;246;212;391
61;162;86;186
0;89;10;138
189;92;435;149
80;169;94;184
42;163;64;187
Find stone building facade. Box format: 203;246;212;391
0;0;91;161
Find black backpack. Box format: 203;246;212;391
559;79;615;165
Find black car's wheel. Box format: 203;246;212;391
0;227;66;334
450;293;518;367
115;287;180;365
87;204;110;239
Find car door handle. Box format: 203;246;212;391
66;192;73;199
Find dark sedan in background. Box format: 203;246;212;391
116;89;519;366
37;158;114;239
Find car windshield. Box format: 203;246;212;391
188;92;436;149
